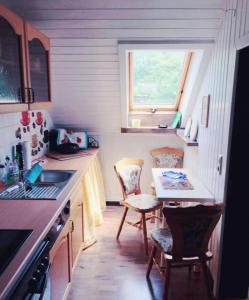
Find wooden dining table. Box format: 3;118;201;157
152;168;214;204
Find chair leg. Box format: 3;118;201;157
163;261;171;300
146;245;157;277
141;213;149;255
116;207;128;240
201;260;213;300
150;210;156;223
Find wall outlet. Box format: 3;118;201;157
217;155;223;175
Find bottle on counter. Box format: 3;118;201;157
5;157;19;185
0;164;7;187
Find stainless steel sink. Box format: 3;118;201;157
0;170;76;200
37;170;75;184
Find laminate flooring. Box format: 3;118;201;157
67;206;210;300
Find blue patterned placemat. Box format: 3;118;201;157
159;176;194;190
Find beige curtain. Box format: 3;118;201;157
82;155;106;248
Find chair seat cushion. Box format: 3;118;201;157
151;228;173;253
124;194;161;211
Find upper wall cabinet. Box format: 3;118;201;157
25;22;52;110
0;5;28;113
0;5;52;113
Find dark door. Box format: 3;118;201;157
218;46;249;299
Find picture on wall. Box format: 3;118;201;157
201;95;210;128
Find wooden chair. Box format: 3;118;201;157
114;158;162;255
150;147;184;222
146;204;224;300
150;147;184;169
150;147;184;194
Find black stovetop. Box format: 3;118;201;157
0;229;33;276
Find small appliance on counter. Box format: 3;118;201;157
48;128;88;154
56;143;80;154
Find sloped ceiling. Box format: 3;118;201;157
1;0;224;132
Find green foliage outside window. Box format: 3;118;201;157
133;51;186;106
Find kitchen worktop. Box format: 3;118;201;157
0;149;99;299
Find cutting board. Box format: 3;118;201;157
46;150;93;161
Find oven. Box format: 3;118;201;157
7;201;70;300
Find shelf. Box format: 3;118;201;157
121;127;177;134
176;129;198;146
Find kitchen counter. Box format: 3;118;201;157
0;149;99;299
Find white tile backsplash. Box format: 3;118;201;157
0;110;54;165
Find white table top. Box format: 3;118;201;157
152;168;214;203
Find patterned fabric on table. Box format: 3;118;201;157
118;165;141;194
182;219;210;247
153;153;181;168
151;228;173;254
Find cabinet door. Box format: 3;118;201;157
70;183;84;267
71;202;84;267
25;22;52;110
0;5;28;113
50;222;71;300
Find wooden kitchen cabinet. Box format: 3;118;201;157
70;183;84;268
0;4;52;113
0;5;28;113
50;220;71;300
25;22;52;110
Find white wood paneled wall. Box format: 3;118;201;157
1;0;223;133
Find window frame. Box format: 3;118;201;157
118;42;213;128
128;51;193;113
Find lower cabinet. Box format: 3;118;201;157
70;182;84;267
49;182;85;299
49;221;71;300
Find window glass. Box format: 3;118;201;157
130;50;188;110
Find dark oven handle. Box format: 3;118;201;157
38;265;51;300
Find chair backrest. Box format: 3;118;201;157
163;204;224;260
150;147;184;168
114;158;144;199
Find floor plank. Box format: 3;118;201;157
67;206;209;300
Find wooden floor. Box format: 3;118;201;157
67;206;210;300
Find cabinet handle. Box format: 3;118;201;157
29;88;35;103
70;220;74;232
25;88;30;103
18;87;29;103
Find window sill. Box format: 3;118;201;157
121;127;177;134
176;129;198;146
129;111;176;115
